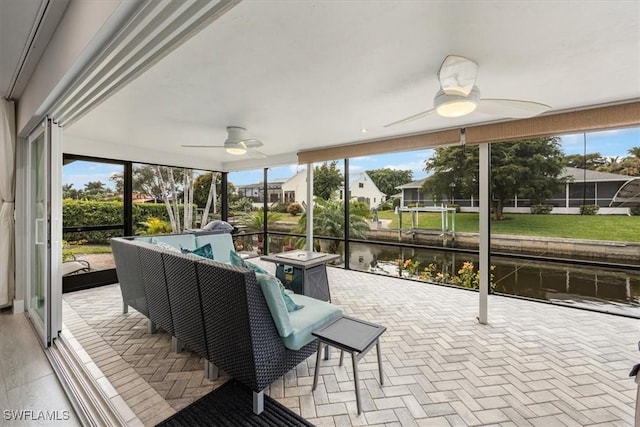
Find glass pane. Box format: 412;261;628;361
267;164;303;253
229;168;265;253
312;160;345;257
63;160;124;273
30;132;46;323
488;127;640;316
127;164;222;235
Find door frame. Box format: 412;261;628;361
25;118;62;347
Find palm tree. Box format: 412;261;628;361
241;210;282;239
628;146;640;158
240;210;282;253
294;198;370;254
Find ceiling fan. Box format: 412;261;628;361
385;55;551;127
182;126;267;157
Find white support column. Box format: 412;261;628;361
478;144;490;325
565;182;569;208
306;164;314;251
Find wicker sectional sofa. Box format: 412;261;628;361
110;232;342;414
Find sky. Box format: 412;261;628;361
64;127;640;190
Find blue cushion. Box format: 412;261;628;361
132;236;152;243
151;234;197;251
181;243;214;259
283;294;343;351
153;240;181;253
256;273;293;337
195;234;236;263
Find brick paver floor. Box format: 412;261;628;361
62;261;639;426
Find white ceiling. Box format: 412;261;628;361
36;1;640;170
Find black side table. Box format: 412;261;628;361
261;250;340;301
312;316;386;414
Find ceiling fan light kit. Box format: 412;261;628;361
225;144;247;155
385;55;551;127
224;126;248;154
181;126;267;158
434;86;480;118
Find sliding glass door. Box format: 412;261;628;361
27;119;62;347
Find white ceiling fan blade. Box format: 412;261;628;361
181;144;225;148
475;99;551;118
247;150;268;158
241;138;263;148
439;55;479;97
384;108;436;127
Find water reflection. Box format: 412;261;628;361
348;242;640;318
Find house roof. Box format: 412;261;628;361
396;178;427;190
236;181;285;190
395;167;633;190
562;167;632;183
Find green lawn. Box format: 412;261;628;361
64;244;112;255
377;210;640;242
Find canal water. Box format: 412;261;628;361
347;242;640;318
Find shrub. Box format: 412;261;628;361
631;207;640;216
446;203;460;213
63;199;186;243
392;198;401;208
287;202;304;216
530;204;553;214
270;203;290;214
229;197;254;212
378;200;394;211
138;217;172;235
579;204;600;215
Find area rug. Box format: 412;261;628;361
156;379;315;426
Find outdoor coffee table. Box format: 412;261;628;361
261;250;340;301
312;316;386;414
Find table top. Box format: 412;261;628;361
261;250;340;268
312;316;386;353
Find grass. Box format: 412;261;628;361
64;244;112;255
377;210;640;242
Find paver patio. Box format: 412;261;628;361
62;261;639;426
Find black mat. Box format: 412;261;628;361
156;379;315;426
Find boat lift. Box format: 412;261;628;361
397;205;457;240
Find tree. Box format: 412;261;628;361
62;183;81;199
111;165;224;232
423;137;565;220
314;161;343;200
628;146;640;158
83;181;108;199
598;147;640;176
564;153;607;170
110;165;165;201
193;172;221;207
365;168;413;198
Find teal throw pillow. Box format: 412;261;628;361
181;243;214;259
245;260;269;275
282;289;304;312
256;273;293;337
229;250;245;267
231;251;303;312
228;250;269;274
